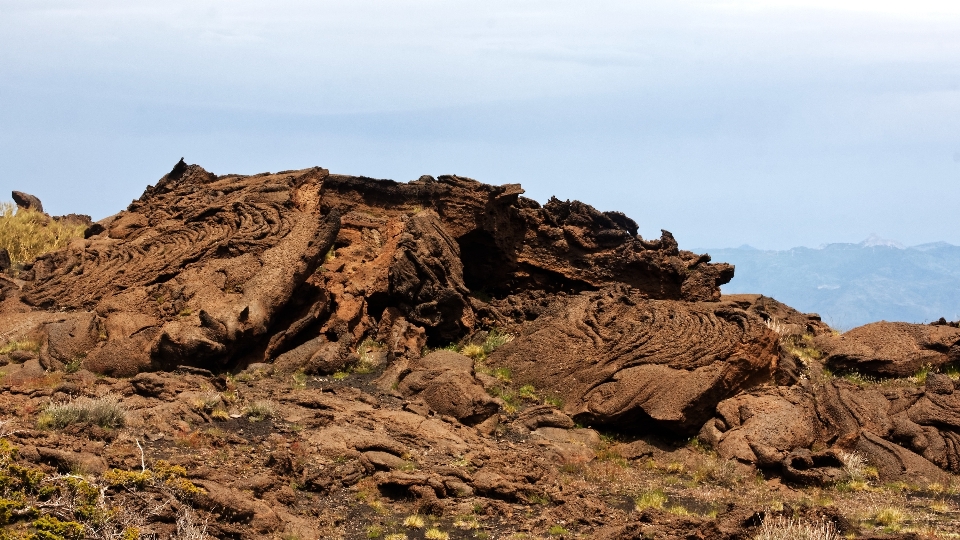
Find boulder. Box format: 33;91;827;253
397;350;499;425
12;190;43;212
701;387;817;467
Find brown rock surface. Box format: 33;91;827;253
5;161;960;538
487;287;779;433
819;321;960;378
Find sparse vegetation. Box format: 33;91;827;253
873;507;906;530
402;515;425;528
37;395;126;430
911;364;932;385
0;203;86;267
0;341;40;356
754;516;838;540
780;333;822;367
518;384;538;401
243;400;277;422
635;489;667;510
0;437;204;540
291;370;308;388
424;529;449;540
355;339;385;374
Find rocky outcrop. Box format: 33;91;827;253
19;161;340;375
818;322;960;378
320;174;733;303
486;287;779;433
700;370;958;482
12;190;43;213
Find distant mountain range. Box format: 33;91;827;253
701;237;960;330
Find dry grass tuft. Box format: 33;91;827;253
0;203;86;266
173;507;210;540
37;395;126;429
754;516;838;540
243;400;277;422
403;515;425;528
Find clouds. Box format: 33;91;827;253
0;0;958;248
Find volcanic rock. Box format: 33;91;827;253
818;321;960;378
396;350;500;424
11;191;43;212
486;287;779;433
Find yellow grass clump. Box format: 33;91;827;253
0;202;86;266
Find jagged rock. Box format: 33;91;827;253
488;287;779;433
819;321;960;378
703;370;960;482
0;248;10;272
321;175;733;304
11;191;43;212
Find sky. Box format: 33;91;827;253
1;0;959;249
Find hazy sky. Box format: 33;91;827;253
1;0;958;249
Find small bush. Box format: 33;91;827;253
0;203;86;266
518;385;538;401
453;516;479;530
543;394;564;408
243;401;277;422
838;451;877;483
635;489;667;510
548;524;568;536
482;329;514;354
492;367;511;382
424;529;449;540
461;344;486;361
191;393;222;413
754;516;838;540
173;507;210;540
354;339;385;374
873;507;906;530
912;364;932;385
291;370;308;388
403;515;425;528
37;395;126;429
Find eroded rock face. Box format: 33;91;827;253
7;161;733;381
487;287;779;433
20;161;340;375
320;174;734;303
